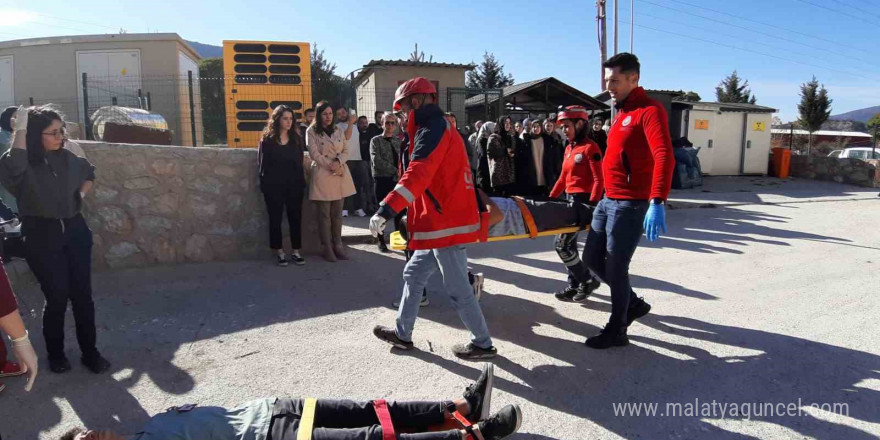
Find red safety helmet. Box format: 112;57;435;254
393;77;438;111
556;105;590;124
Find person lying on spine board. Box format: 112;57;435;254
58;364;521;440
479;189;593;238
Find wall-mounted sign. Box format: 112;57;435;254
695;119;709;130
753;121;766;131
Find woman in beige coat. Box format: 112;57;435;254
306;101;356;262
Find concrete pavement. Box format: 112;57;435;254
2;177;879;439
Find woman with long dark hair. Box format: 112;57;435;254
258;105;307;267
487;116;516;196
305;101;356;262
0;105;109;374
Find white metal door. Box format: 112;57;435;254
76;50;142;127
744;113;772;174
687;110;715;174
0;56;14;108
178;51;202;146
711;112;745;175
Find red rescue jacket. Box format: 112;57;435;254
549;139;604;203
379;104;480;250
603;87;675;201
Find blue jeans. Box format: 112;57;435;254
584;197;649;329
396;246;493;349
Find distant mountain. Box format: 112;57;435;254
185;40;223;59
829;105;880;124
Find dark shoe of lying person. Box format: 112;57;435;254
463;363;494;422
476;404;523;440
585;324;629;349
572;279;601;303
554;286;579;302
81;352;112;374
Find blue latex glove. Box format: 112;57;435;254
643;203;666;242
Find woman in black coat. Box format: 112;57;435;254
258;105;307;267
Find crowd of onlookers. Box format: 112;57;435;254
0;98;612;392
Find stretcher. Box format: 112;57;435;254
389;196;585;251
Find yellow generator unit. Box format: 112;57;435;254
223;41;312;148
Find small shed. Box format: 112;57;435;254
672;101;777;175
0;33;203;146
352;59;474;117
465;77;607;123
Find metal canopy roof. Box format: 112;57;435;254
465;77;608;112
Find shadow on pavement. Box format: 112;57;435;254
6;235;877;439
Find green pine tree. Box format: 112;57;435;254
466;52;515;89
797;76;833;156
198;58;226;144
715;70;757;104
310;43;353;108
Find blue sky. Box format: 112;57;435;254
2;0;879;122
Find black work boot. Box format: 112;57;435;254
585;324;629;349
627;296;651;326
476;404;522;439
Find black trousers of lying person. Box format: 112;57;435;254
484;194;595;286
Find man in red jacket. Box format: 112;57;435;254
583;53;675;349
370;78;496;360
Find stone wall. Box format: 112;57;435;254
80;142;323;270
790;156;880;188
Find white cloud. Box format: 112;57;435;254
0;9;37;27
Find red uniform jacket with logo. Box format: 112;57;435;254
378;104;480;250
549;139;604;203
604;87;675;200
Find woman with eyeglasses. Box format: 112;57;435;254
0;105;110;374
305;101;356;262
368;112;401;252
258;105;307;267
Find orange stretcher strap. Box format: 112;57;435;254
373;399;397;440
451;409;484;440
511;196;538;239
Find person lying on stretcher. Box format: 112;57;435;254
479;189;593;238
58;364;520;440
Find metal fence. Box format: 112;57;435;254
15;74;505;148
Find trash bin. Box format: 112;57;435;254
772;148;792;179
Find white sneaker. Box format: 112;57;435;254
342;210;349;217
355;209;367;217
472;272;485;301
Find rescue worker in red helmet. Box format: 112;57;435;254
548;105;604;303
370;77;497;360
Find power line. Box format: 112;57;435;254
661;0;874;56
618;20;880;82
792;0;880;25
828;0;880;19
628;8;880;71
638;0;876;64
33;13;119;31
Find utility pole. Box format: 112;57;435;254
872;125;877;159
613;0;619;55
598;0;608;91
630;0;634;52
